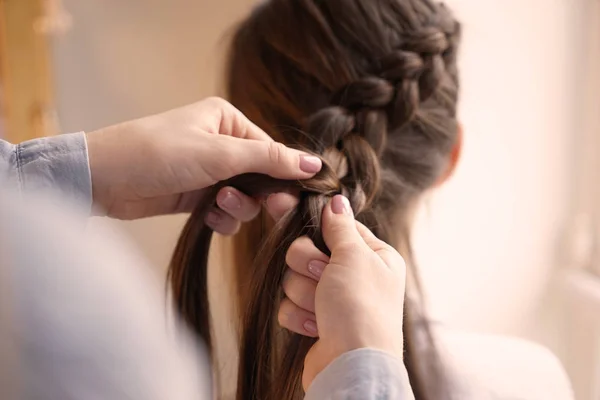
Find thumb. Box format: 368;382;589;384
321;195;366;253
218;135;323;180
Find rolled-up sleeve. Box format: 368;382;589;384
0;133;92;211
305;349;415;400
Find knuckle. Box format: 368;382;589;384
267;141;287;165
383;245;405;265
227;221;242;236
380;247;406;273
281;269;293;289
393;252;407;273
281;273;298;298
203;96;228;109
216;218;241;236
395;252;407;268
277;299;293;327
287;237;303;255
327;220;355;237
285;242;300;266
333;240;360;256
241;203;262;222
286;236;311;265
277;308;287;327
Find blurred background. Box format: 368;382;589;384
1;0;599;398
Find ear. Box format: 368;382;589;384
435;122;463;186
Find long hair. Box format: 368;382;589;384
169;0;461;399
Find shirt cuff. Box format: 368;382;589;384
16;132;92;213
305;348;415;400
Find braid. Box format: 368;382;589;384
309;18;457;212
170;1;463;400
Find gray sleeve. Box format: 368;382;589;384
0;190;211;400
304;348;415;400
0;133;92;212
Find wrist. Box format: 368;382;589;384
304;347;408;395
334;341;404;364
85;130;114;215
330;317;405;362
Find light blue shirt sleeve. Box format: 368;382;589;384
0;134;414;400
0;133;92;212
305;348;415;400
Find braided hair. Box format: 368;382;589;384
169;0;461;399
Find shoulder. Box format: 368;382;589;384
435;328;574;400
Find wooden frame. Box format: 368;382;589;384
0;0;8;139
0;0;56;143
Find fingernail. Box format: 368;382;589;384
331;195;353;216
308;260;327;279
206;211;221;226
304;320;318;335
219;191;241;210
299;155;322;173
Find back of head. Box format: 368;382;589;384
169;1;461;399
228;0;461;299
229;0;460;208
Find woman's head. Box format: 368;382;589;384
228;0;461;220
169;1;461;399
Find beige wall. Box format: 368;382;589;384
52;0;581;344
52;0;258;271
414;0;577;337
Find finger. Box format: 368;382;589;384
204;208;241;236
286;236;329;280
355;221;405;274
218;136;322;180
278;297;318;337
265;192;299;221
212;97;273;142
355;221;388;251
321;195;367;253
282;269;317;313
216;186;261;222
355;220;377;241
175;190;204;213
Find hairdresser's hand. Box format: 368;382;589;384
86;97;322;226
281;195;406;390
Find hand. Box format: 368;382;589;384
281;195;406;390
86;97;322;228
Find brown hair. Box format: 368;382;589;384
169;0;461;399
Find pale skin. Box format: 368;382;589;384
284;195;407;390
280;129;462;389
85;97;460;390
86;97;322;225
